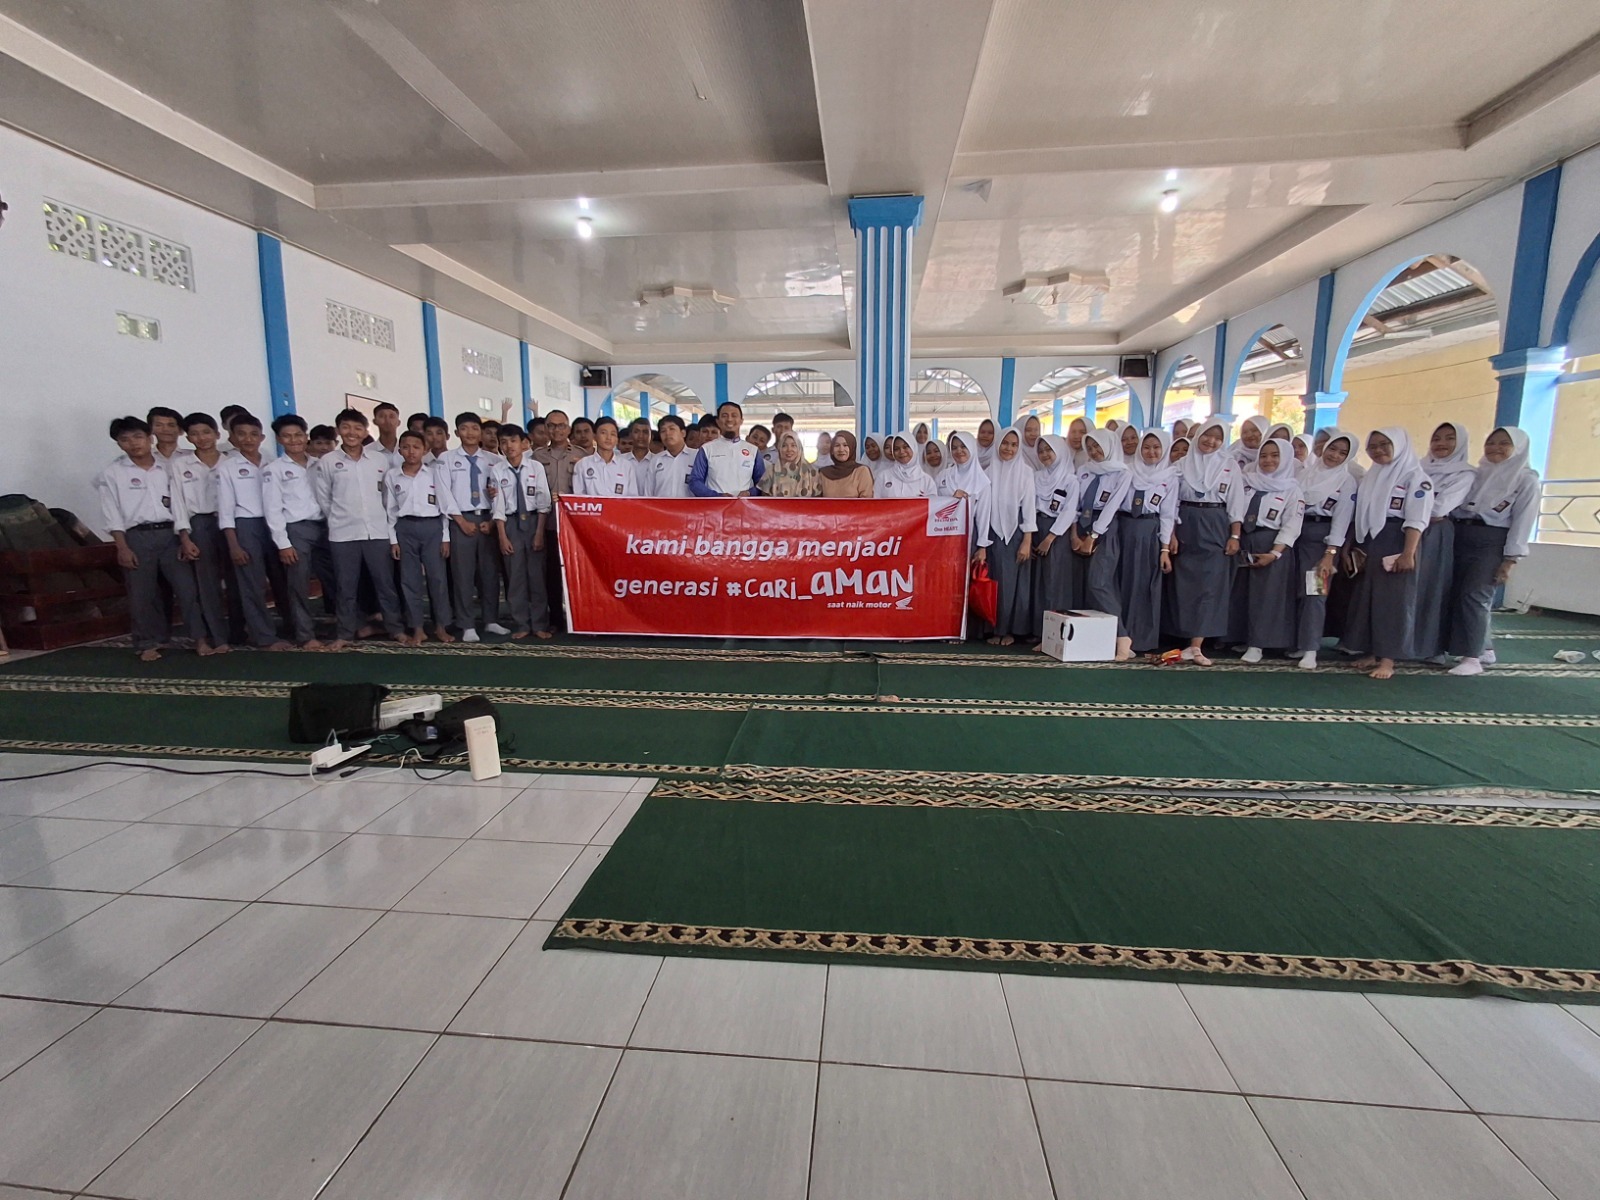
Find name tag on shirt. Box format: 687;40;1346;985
1147;492;1162;509
1266;506;1280;522
1047;495;1062;514
427;492;436;506
1493;499;1510;512
1098;488;1112;504
160;494;171;509
613;483;624;494
1389;495;1404;512
1218;481;1229;496
1322;496;1338;513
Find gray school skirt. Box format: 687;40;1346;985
1341;519;1419;661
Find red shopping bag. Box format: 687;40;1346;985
968;561;998;627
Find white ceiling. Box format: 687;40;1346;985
4;0;1600;364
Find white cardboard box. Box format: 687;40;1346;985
1040;609;1118;661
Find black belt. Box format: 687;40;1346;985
128;521;173;532
1302;515;1332;523
460;508;490;517
287;517;326;525
396;515;440;523
1124;512;1161;520
1453;516;1490;526
1181;501;1226;509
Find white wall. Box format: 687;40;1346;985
1544;143;1600;358
0;125;269;532
434;308;519;426
279;244;428;431
524;345;585;426
1507;543;1600;616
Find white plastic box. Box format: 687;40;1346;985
1039;609;1118;661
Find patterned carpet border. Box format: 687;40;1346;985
650;779;1600;827
721;762;1600;801
551;918;1600;995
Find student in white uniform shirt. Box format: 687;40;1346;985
1445;426;1540;676
490;424;555;639
215;413;290;649
95;415;211;661
386;430;457;645
169;412;232;652
371;401;404;470
264;415;331;649
310;408;405;649
421;416;451;465
437;411;509;642
688;402;767;496
147;406;184;462
650;414;697;498
624;418;654;496
574;416;637;496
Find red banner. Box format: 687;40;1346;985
557;496;970;639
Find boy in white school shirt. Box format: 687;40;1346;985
649;414;697;497
490;424;554;639
169;412;233;652
310;408;405;649
217;413;292;649
95;415;213;661
436;411;508;642
263;414;331;649
386;429;457;645
573;416;635;496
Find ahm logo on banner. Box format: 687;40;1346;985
926;496;967;537
570;501;605;514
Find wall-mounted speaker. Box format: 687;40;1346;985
1119;354;1153;379
579;366;612;389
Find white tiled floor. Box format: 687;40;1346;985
1;752;1598;1199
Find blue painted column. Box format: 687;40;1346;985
1209;321;1232;423
930;418;939;440
997;357;1016;427
600;395;614;420
714;363;730;413
1051;396;1063;434
255;233;296;419
1493;166;1564;474
1083;384;1097;425
639;388;651;428
668;402;678;419
518;341;534;426
848;196;925;438
1303;271;1344;432
421;302;444;418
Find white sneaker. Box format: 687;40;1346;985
1298;652;1318;670
461;628;480;643
1481;648;1497;665
1241;646;1263;664
484;623;511;636
1449;657;1484;676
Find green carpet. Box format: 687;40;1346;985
3;609;1600;794
546;792;1600;1001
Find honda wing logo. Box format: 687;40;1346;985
926;496;967;536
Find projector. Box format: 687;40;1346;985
377;693;444;730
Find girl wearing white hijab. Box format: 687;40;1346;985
1445;426;1539;676
975;418;997;470
921;438;946;478
876;432;936;499
1340;428;1434;679
1231;414;1270;466
1113;430;1180;660
1170;418;1243;665
1066;417;1093;468
984;428;1037;644
1028;435;1082;644
1292;428;1357;670
1117;422;1142;467
1014;415;1044;470
1073;427;1133;629
938;431;993;566
862;434;888;481
1228;437;1304;662
1290;434;1314;477
1414;421;1477;661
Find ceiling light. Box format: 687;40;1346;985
577;196;590;211
1159;189;1180;214
576;217;593;239
1165;169;1178;182
1002;270;1110;307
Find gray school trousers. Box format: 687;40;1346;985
330;538;403;641
394;516;454;631
448;511;502;630
501;512;550;633
121;524;204;650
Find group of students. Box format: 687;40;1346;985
93;395;1539;677
930;411;1539;679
